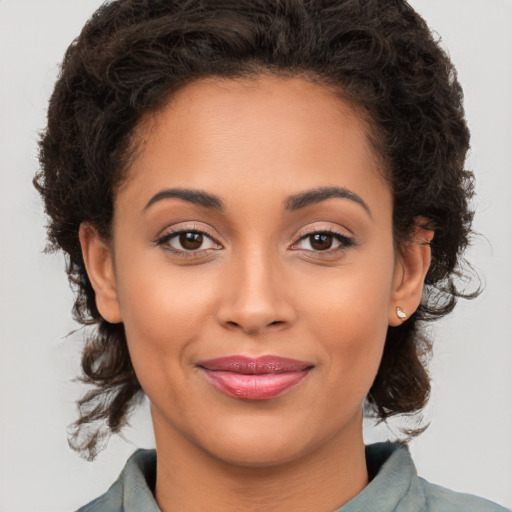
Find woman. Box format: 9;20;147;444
34;0;508;510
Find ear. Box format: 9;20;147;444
79;223;122;324
388;219;434;326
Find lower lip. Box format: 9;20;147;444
201;369;310;400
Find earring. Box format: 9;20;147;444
396;307;407;320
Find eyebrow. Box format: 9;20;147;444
284;186;371;217
143;185;371;217
144;188;225;211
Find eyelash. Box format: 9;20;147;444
155;226;220;259
291;228;355;254
155;227;355;258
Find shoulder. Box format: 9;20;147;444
418;478;509;512
75;449;158;512
348;443;509;512
76;479;123;512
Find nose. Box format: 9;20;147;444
216;248;297;336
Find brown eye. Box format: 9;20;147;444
158;230;219;253
294;231;353;253
309;233;334;251
179;232;204;250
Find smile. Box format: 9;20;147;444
197;356;314;400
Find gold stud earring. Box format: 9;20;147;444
396;307;407;320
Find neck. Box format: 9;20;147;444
152;411;368;512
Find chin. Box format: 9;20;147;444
207;437;311;469
191;413;346;470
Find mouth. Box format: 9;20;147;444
197;356;314;400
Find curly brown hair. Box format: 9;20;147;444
35;0;475;460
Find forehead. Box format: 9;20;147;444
120;75;389;214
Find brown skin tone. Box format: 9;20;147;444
80;76;432;512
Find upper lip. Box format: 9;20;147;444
197;356;313;374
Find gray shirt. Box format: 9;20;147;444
77;442;508;511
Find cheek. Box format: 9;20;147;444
298;253;394;389
114;257;219;380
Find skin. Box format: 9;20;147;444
80;75;432;512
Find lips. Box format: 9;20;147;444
197;356;313;400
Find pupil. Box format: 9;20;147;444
180;232;203;250
311;233;333;251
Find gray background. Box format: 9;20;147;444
1;0;511;510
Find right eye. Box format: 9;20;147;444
156;230;221;254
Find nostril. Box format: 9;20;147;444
223;319;285;333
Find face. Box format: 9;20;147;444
82;75;423;468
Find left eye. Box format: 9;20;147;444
160;231;218;251
295;232;349;251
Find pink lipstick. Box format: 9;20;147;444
197;356;313;400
